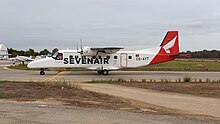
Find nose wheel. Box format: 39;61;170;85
40;70;45;75
40;68;45;75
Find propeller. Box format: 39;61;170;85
80;39;83;53
77;39;95;56
77;39;84;55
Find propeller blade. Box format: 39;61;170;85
80;39;83;51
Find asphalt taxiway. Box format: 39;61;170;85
1;60;220;82
1;66;220;82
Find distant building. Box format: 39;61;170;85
0;44;8;60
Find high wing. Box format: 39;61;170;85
9;56;35;62
90;47;123;54
0;54;9;60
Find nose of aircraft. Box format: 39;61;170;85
27;57;54;68
27;61;36;68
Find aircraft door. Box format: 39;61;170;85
120;53;127;67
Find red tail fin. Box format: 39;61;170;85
160;31;179;55
150;31;179;65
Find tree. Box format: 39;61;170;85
39;49;50;55
8;48;51;57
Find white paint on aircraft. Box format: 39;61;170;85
28;31;179;75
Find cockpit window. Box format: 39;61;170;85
52;52;58;58
52;52;63;60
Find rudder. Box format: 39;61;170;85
149;31;179;65
160;31;179;55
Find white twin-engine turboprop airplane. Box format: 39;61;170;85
28;31;179;75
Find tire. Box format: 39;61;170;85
40;71;45;75
102;70;108;75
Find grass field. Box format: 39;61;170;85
123;60;220;71
8;59;220;72
8;64;32;70
0;92;10;99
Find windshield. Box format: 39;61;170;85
52;52;58;58
52;52;63;60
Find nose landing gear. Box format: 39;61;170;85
40;68;45;75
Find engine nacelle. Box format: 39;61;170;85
82;47;97;56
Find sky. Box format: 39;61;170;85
0;0;220;52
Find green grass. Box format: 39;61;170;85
8;64;33;70
123;60;220;71
87;78;126;83
90;77;220;83
36;81;82;89
183;76;192;82
0;92;11;99
0;80;30;84
0;80;81;89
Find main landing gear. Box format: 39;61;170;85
40;68;45;75
97;69;109;75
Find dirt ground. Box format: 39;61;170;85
114;82;220;98
0;82;182;116
1;81;220;121
0;82;128;109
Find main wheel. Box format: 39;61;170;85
102;70;108;75
40;71;45;75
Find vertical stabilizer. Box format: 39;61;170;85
150;31;179;65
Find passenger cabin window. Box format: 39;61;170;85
114;56;117;59
128;56;132;59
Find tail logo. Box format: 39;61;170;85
162;36;177;54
